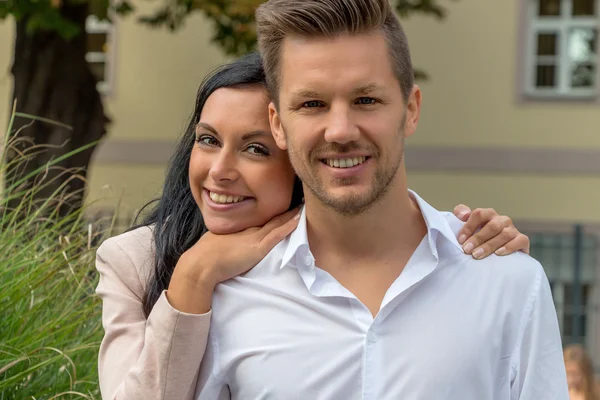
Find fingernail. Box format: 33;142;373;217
294;212;301;220
458;234;467;244
495;247;506;256
463;242;474;254
458;210;468;219
473;248;484;259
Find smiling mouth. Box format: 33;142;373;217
321;156;369;169
208;191;248;204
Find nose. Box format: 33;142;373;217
323;104;360;144
209;150;240;182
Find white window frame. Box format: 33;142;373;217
524;0;600;99
85;14;116;96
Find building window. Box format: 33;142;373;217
85;15;114;95
525;0;599;98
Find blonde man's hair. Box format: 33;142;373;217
255;0;414;105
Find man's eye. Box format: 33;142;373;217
196;135;220;146
302;100;323;108
356;97;377;105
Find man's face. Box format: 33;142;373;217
269;31;421;216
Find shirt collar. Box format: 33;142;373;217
281;205;309;269
408;190;463;260
280;190;462;269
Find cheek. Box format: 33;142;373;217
188;150;209;205
285;118;320;151
251;162;296;215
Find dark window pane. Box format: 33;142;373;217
564;283;592;306
87;32;107;54
539;0;561;16
563;313;587;337
89;61;106;82
537;33;558;55
573;0;595;15
571;63;596;87
536;65;557;87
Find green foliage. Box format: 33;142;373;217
0;0;127;39
0;0;455;54
134;0;456;58
0;108;114;399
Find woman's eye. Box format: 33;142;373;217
246;144;270;156
356;97;377;105
196;135;219;146
302;100;323;108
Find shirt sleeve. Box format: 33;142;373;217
96;235;212;400
510;266;569;399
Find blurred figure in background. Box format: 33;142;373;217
564;344;600;400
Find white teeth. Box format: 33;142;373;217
325;156;366;169
209;191;245;204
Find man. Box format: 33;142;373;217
196;0;568;398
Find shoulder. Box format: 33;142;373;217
442;213;546;292
96;225;156;284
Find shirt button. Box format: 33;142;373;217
304;256;314;266
367;332;378;343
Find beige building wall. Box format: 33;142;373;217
400;0;600;223
403;0;600;150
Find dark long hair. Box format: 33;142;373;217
134;52;303;317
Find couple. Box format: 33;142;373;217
96;0;567;398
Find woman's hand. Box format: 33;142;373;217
452;205;530;259
167;208;301;314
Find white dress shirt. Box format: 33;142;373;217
195;191;568;399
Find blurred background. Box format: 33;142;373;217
0;0;599;387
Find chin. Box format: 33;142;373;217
205;219;249;235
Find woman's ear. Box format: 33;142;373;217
269;102;288;150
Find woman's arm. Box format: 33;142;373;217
96;229;211;400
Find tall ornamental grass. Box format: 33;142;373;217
1;107;115;399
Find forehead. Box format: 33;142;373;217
278;31;399;94
200;86;270;126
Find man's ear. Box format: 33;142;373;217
403;84;422;139
269;102;288;150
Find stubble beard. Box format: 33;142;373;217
285;131;405;218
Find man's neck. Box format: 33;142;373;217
304;173;427;262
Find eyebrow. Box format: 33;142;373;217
352;83;382;96
290;83;383;99
196;122;219;137
241;130;272;141
196;122;271;141
290;89;323;99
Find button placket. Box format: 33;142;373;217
303;255;314;267
367;331;378;344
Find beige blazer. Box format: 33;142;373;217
95;226;211;400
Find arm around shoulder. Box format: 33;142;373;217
95;228;212;400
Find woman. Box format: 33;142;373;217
564;344;599;400
95;52;531;400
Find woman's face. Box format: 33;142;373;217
189;86;296;234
